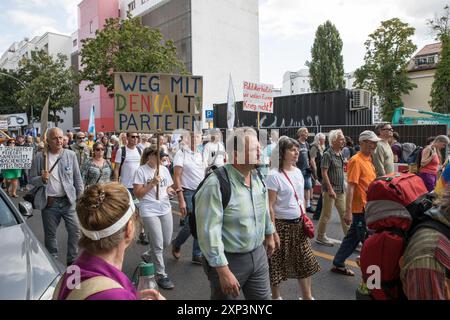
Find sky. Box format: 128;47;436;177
0;0;446;88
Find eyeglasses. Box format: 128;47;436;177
95;148;104;151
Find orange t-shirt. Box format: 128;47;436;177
347;152;377;214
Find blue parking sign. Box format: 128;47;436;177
205;110;214;119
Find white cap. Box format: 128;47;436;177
359;130;382;143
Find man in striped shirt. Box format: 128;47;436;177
195;127;276;300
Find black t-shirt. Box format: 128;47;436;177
296;141;310;175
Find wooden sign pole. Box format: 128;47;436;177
155;129;161;200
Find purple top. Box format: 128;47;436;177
57;251;137;300
391;143;402;162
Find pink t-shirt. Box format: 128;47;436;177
57;251;137;300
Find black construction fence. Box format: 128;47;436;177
214;124;447;148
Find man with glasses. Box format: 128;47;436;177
372;123;395;177
113;132;142;195
70;132;90;167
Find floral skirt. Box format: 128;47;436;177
269;219;320;286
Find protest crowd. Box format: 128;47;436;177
0;121;449;301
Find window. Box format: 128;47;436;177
73;39;77;48
89;21;93;34
142;0;149;4
128;0;136;11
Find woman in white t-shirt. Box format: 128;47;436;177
133;145;176;290
266;137;320;300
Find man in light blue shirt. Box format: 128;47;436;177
195;127;276;300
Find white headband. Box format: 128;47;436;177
80;191;136;241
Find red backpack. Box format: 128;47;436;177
359;173;431;300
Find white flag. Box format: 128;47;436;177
227;74;236;130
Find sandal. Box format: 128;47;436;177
331;266;355;276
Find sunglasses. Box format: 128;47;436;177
130;136;139;139
381;128;393;132
77;137;85;140
95;148;104;151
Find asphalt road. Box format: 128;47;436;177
15;191;361;300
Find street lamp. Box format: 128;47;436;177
0;71;34;134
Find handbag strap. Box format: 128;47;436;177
49;151;64;173
281;169;304;217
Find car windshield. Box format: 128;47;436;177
0;196;18;228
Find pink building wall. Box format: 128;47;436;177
78;0;119;132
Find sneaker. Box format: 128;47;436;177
171;244;181;259
141;251;152;263
355;243;363;252
315;235;334;247
306;207;315;214
138;232;149;245
156;276;175;290
191;256;203;265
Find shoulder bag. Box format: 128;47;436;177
281;169;315;238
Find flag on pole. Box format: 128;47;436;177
227;74;236;130
88;105;96;139
40;97;49;138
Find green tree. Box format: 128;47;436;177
16;50;78;125
307;20;345;92
429;5;450;114
427;4;450;41
79;15;186;93
0;69;24;115
355;18;417;121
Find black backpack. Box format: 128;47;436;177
406;146;423;167
119;146;142;178
189;166;265;239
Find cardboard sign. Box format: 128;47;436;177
0;119;8;130
114;73;203;133
243;81;274;113
0;147;33;169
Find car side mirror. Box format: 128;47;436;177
19;201;33;218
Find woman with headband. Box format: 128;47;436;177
53;182;165;300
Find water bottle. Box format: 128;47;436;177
136;262;159;300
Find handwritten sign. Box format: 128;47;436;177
243;81;274;114
114;73;203;133
0;147;33;169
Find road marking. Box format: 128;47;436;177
169;211;358;269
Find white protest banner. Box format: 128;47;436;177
114;73;203;133
0;147;34;169
0;118;8;130
243;81;274;114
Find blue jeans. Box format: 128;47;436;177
333;213;366;268
173;189;202;258
41;197;80;265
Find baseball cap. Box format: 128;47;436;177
359;130;382;143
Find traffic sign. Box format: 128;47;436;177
205;110;214;119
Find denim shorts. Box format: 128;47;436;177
304;176;313;190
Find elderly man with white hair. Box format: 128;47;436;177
30;127;84;266
316;129;349;247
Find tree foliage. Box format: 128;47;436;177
16;50;78;125
0;69;24;115
355;18;417;121
427;4;450;41
79;15;186;93
430;36;450;114
430;5;450;114
307;21;345;92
